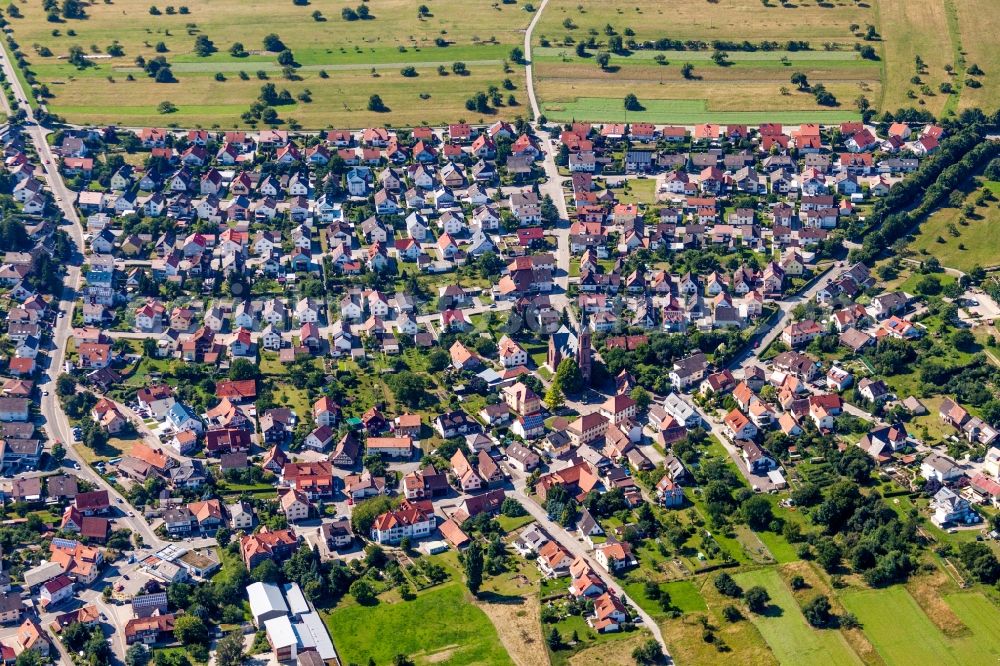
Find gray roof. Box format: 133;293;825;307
247;581;288;621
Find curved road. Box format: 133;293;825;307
0;44;167;549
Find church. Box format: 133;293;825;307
546;318;593;383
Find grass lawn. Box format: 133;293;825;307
624;578;707;619
907;180;1000;272
734;569;862;666
546;612;644;666
841;586;1000;665
616;178;657;206
497;514;535;534
753;529;800;565
271;382;312;421
324;582;511;666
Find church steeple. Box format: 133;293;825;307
577;311;592;384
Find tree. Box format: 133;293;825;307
349;579;376;604
631;639;663;664
623;93;642;111
385;371;431;408
722;605;743;622
681;62;694;79
263;34;285;51
15;652;43;666
173;615;208;646
815;538;842;572
630;386;651;411
802;595;832;627
510;46;524;64
215;632;245;666
596;52;610;69
714;572;743;598
957;542;1000;584
545;383;564;411
744;586;770;614
351;495;398;535
951;329;976;352
251;559;280;583
464;541;484;595
157;101;177;114
555;358;583;394
50;442;66;464
193;34;215;57
56;373;76;397
740;495;774;530
546;627;562;650
791;72;809;90
125;644;150;666
915;275;941;296
426;347;450;372
367;94;387;112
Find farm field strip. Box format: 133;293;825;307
108;59;505;74
541;97;861;124
734;569;862;666
952;0;1000;112
840;586;1000;665
534;47;867;62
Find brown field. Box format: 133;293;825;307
566;632;652;666
535;0;869;43
475;594;549;666
538;77;876;112
877;0;955;116
953;0;1000;112
905;570;972;639
658;575;778;665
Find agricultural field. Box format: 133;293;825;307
734;569;862;666
908;179;1000;272
953;0;1000;112
840;586;1000;665
877;0;956;117
532;0;881;123
531;0;996;123
4;0;530;127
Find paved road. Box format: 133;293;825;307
688;265;845;490
0;44;172;553
727;265;837;373
507;476;671;658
